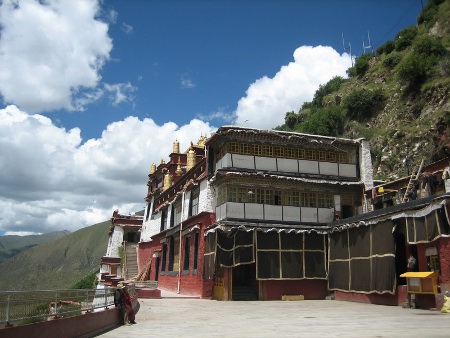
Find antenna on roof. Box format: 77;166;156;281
362;31;373;54
342;32;353;66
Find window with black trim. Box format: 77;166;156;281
183;236;191;273
160;208;167;232
193;232;199;273
170;199;182;228
169;236;180;272
161;244;167;274
189;186;200;217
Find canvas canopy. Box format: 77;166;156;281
328;221;396;294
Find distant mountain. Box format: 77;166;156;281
0;221;110;291
0;230;70;263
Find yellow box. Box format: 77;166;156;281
400;271;439;294
282;295;305;301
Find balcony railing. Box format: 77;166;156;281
0;287;123;327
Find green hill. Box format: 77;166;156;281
277;0;450;180
0;230;70;263
0;221;110;291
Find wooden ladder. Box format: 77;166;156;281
402;159;424;202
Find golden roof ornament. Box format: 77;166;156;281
160;158;165;165
163;172;173;190
150;163;156;174
186;146;196;171
197;134;207;147
173;140;180;154
175;158;183;176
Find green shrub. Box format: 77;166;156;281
383;52;402;69
394;26;418;51
353;53;374;76
343;88;385;121
377;40;395;55
397;53;432;88
311;76;347;107
414;36;446;57
284;111;298;129
299;105;346;137
417;0;444;26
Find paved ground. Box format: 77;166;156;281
97;291;450;337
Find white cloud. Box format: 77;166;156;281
180;74;196;89
0;0;112;113
0;105;216;235
121;22;133;34
234;46;352;129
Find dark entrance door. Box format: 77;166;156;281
232;263;257;300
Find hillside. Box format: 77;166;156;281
277;0;450;180
0;221;110;291
0;230;70;263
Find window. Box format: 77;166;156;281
254;144;263;156
229;142;239;153
183;236;191;272
169;236;180;272
240;143;251;154
317;193;333;208
171;199;182;227
274;190;282;205
262;145;273;157
273;146;284;157
338;153;347;163
161;244;167;273
285;147;296;158
189;186;200;217
160;208;168;232
327;152;337;162
306;149;317;160
145;202;151;221
193;232;199;272
318;151;326;161
301;192;316;207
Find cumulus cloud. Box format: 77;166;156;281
234;46;352;129
0;105;216;235
0;0;112;113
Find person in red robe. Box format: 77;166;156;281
114;284;136;324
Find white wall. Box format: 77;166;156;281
105;225;124;258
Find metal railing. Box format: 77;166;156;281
0;287;124;327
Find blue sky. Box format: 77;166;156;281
0;0;424;235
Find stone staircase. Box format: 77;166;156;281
232;286;258;301
125;244;139;280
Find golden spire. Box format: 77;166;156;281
163;172;173;190
197;134;207;147
150;163;156;174
175;158;183;176
173;140;180;154
160;158;165;165
186;145;196;171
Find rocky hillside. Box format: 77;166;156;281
277;0;450;181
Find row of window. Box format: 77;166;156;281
217;142;353;164
161;233;200;274
217;186;334;208
156;186;200;231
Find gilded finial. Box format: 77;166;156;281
175;158;183;176
173;140;180;154
150;163;156;174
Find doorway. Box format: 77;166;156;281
232;263;257;300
